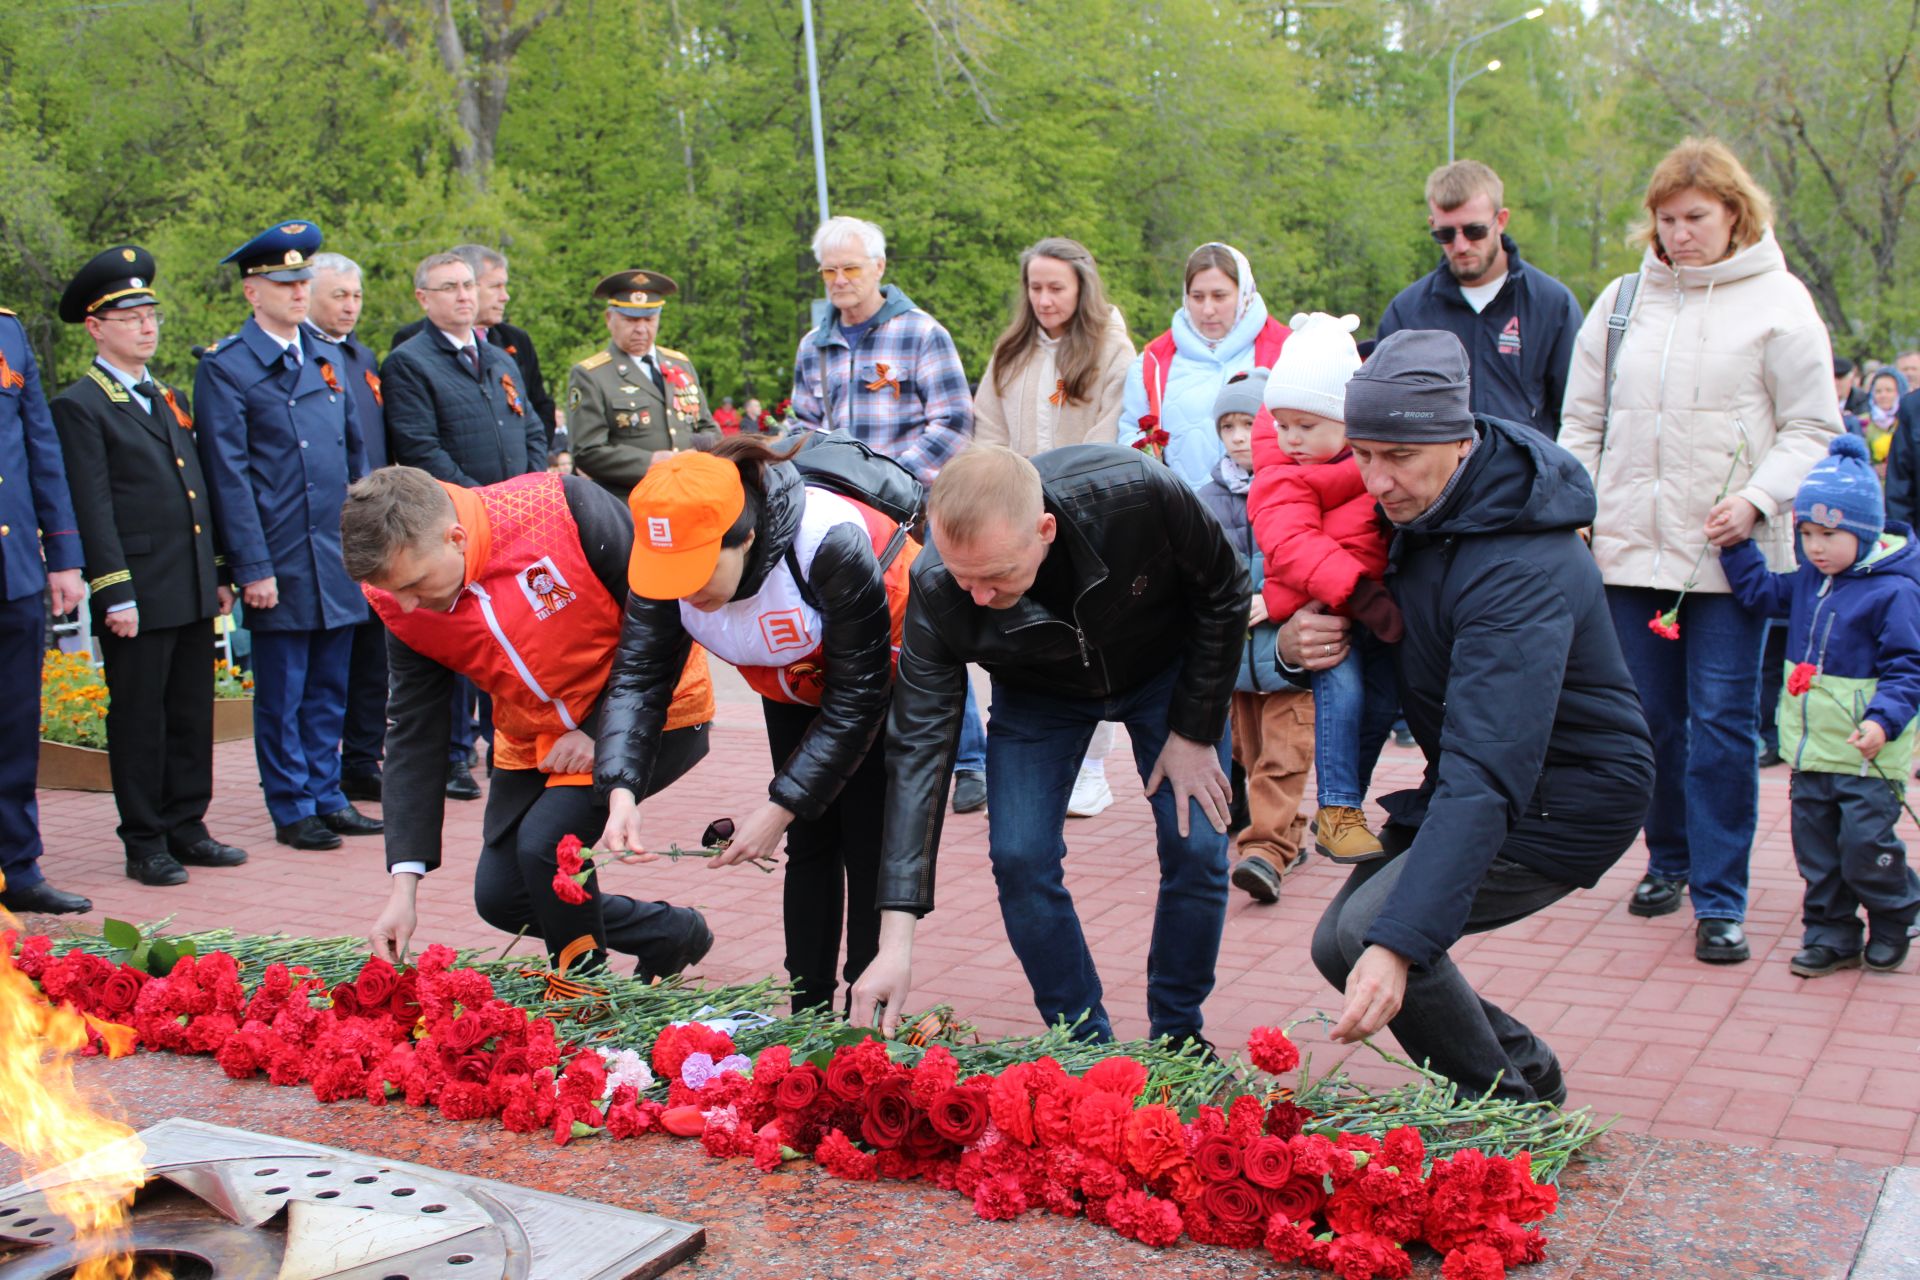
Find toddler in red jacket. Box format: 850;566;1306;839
1248;312;1403;863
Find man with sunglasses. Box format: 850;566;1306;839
566;269;718;499
1377;160;1584;440
50;245;249;890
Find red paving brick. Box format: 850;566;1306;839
23;666;1920;1167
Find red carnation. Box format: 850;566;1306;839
929;1085;989;1146
551;870;590;905
1786;661;1817;696
1442;1243;1508;1280
1266;1217;1331;1267
972;1173;1028;1221
987;1063;1038;1146
1266;1098;1312;1139
556;834;586;875
1124;1104;1188;1182
774;1064;823;1112
1325;1230;1413;1280
1648;609;1681;640
860;1077;915;1149
1081;1054;1147;1100
437;1081;494;1121
1068;1090;1132;1165
1242;1134;1295;1188
1247;1025;1302;1076
815;1129;879;1181
1103;1189;1183;1248
823;1037;891;1102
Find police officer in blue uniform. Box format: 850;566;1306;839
303;250;390;803
194;220;383;851
51;245;250;888
0;304;91;915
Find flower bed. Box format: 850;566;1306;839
4;926;1598;1280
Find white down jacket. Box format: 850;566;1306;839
1560;230;1842;593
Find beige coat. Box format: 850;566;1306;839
972;306;1134;455
1560;230;1842;593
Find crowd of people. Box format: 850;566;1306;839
4;134;1917;1107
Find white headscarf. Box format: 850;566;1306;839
1187;242;1257;345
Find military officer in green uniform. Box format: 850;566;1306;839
566;270;717;498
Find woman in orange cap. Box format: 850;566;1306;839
595;437;915;1012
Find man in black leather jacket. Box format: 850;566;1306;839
850;444;1249;1044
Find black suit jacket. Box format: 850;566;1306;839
380;328;545;486
392;317;555;436
304;323;389;468
50;363;220;630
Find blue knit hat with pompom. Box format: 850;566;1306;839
1794;433;1883;562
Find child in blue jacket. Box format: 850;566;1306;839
1722;434;1920;976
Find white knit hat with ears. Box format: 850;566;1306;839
1264;312;1363;421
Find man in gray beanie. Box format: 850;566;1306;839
1279;328;1655;1106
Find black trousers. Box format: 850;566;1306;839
762;697;888;1013
99;620;215;858
341;615;388;779
473;722;708;970
1790;771;1920;950
1;590;46;889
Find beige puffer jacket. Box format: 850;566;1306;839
973;305;1134;455
1560;230;1842;593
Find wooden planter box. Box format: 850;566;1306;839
213;697;254;742
38;739;113;792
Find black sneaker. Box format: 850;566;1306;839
1789;944;1862;978
1866;935;1910;973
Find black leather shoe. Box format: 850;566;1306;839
1524;1058;1567;1108
1866;935;1910;973
125;850;189;886
1629;874;1686;918
318;804;383;836
341;772;383;802
1696;918;1750;964
1757;745;1784;768
634;907;714;982
0;880;93;915
1789;944;1862;977
170;837;248;868
951;770;987;814
446;761;482;801
275;816;342;850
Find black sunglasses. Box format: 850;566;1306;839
1430;223;1494;245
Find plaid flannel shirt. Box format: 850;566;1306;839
788;285;973;483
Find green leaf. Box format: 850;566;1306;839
101;918;142;950
127;941;151;974
175;939;197;959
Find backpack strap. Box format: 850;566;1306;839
783;521;909;613
1592;272;1640;503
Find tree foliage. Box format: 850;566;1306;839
1;0;1909;394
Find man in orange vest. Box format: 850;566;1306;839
343;464;716;975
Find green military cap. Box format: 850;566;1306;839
594;269;678;316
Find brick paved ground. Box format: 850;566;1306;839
26;666;1920;1169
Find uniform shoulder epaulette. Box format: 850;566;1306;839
655;345;689;362
85;365;130;403
0;306;15;317
578;350;612;371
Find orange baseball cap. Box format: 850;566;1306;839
626;452;747;600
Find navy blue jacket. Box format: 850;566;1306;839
381;327;544;487
303;323;388;469
193;317;368;631
1883;388;1920;528
0;312;82;600
1195;461;1286;693
1371;417;1654;968
1377;237;1584;439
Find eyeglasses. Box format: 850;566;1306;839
99;309;164;328
422;281;478;295
818;264;868;282
1429;223;1493;245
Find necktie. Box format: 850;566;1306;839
133;380;161;413
462;344;482;381
644;355;665;395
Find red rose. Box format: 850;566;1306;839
823;1038;889;1102
900;1113;949;1160
329;983;363;1017
1247;1025;1302;1075
1193;1135;1242;1182
95;969;144;1016
552;870;590;905
439;1012;489;1053
1787;661;1817;696
860;1078;914;1149
1201;1178;1266;1228
1269;1175;1327;1223
1242;1135;1295;1188
929;1085;989;1146
775;1064;823;1112
354;957;400;1007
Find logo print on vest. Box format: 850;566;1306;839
1497;316;1522;356
518;556;577;621
759;608;814;655
647;516;673;547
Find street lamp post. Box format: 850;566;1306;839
1447;6;1545;163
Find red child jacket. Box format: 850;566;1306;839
1247;432;1391;620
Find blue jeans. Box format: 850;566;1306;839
956;679;986;774
984;664;1231;1041
1607;586;1764;920
1310;635;1400;809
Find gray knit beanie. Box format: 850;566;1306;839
1212;368;1271;427
1343;329;1475;443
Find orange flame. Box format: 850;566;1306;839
0;920;151;1279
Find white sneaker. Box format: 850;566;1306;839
1067;762;1114;818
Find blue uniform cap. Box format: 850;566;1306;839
222;219;324;282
